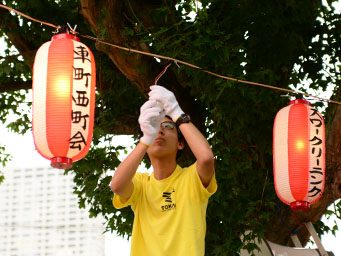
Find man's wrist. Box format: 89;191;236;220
169;105;184;122
140;134;153;147
175;113;191;126
139;140;150;148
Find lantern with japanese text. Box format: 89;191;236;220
273;98;325;211
32;33;96;169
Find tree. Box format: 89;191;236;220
0;0;340;254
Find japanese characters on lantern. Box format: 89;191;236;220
273;99;325;211
70;43;93;154
308;108;324;201
32;33;96;169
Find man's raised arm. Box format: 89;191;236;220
110;100;165;200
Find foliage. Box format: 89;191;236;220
0;0;340;255
0;144;11;183
65;133;135;237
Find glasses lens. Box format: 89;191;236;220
161;121;175;130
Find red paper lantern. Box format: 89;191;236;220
32;33;96;169
273;99;325;211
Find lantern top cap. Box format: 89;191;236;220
52;33;80;42
289;98;311;106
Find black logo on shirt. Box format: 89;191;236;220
161;189;176;212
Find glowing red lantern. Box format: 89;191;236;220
32;33;96;169
273;98;325;211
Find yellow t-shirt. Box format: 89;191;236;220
113;163;217;256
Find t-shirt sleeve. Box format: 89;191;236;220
112;173;144;209
186;162;217;201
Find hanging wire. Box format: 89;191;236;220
0;3;340;105
154;62;173;85
0;3;58;29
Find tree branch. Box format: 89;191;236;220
80;0;207;132
80;0;156;93
0;9;36;69
0;80;31;93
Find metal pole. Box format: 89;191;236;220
290;234;303;248
304;222;329;256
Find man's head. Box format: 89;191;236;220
146;116;185;159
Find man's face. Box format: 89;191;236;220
147;117;183;158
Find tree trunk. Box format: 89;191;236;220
80;0;207;134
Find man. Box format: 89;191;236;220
111;85;217;256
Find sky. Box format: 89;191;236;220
0;124;131;256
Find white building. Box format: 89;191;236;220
0;166;105;256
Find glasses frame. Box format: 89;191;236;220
160;121;176;130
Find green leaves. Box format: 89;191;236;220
66;131;134;235
0;144;10;185
0;144;11;167
0;90;31;134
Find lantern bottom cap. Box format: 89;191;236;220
51;157;73;170
290;201;310;211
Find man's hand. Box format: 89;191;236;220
138;99;165;145
149;85;184;122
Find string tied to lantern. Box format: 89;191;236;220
52;23;78;35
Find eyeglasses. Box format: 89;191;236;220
160;121;176;130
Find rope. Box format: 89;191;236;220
0;3;340;105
